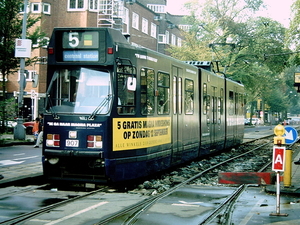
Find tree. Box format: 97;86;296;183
0;0;44;132
168;0;294;119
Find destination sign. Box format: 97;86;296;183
62;31;99;49
63;50;99;62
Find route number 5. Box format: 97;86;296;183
69;32;79;48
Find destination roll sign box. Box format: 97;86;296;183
61;31;104;62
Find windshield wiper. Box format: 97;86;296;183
88;94;112;120
46;94;60;119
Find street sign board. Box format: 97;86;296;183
272;146;285;171
283;126;298;145
15;39;32;58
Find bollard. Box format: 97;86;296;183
13;118;25;140
284;148;292;187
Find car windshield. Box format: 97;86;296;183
46;67;112;114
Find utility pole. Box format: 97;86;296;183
14;0;30;140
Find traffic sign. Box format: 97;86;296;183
272;146;285;171
283;126;298;145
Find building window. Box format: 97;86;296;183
147;4;166;13
150;23;156;38
179;25;192;32
142;18;148;34
19;3;30;14
31;3;41;13
19;70;36;82
123;7;129;25
166;31;169;44
158;34;166;44
0;72;7;81
132;12;139;30
43;3;51;14
177;37;182;47
171;34;176;45
89;0;98;11
68;0;85;11
32;37;50;48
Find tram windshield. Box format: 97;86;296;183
46;67;112;114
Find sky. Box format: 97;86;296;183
166;0;294;28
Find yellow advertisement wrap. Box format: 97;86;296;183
113;117;171;151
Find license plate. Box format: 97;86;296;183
66;139;79;147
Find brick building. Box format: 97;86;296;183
2;0;190;121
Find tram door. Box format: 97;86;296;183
171;66;183;164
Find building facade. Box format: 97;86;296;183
2;0;190;121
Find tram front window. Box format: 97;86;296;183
47;68;112;114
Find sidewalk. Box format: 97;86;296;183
0;133;34;146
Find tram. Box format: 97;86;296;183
42;27;244;183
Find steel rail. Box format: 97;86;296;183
0;187;108;225
95;142;272;225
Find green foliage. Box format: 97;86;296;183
169;0;299;116
0;0;44;131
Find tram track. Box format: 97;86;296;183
0;135;297;225
95;138;275;224
0;187;108;225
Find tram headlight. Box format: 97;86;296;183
87;135;103;148
48;157;59;165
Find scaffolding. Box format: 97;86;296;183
98;0;123;31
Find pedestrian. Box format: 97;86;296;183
32;117;40;145
34;113;43;148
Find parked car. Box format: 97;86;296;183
281;120;290;125
23;121;34;134
251;118;260;125
244;118;250;125
0;120;17;132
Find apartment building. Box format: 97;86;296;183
3;0;190;120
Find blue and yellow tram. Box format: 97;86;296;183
42;28;244;183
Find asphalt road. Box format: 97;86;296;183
0;145;42;168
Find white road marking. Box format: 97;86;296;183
13;153;25;156
13;156;39;160
45;201;109;225
0;156;38;166
0;160;25;166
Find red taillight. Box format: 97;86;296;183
87;135;94;141
87;135;103;148
48;47;54;54
107;47;113;54
54;134;60;139
54;141;60;146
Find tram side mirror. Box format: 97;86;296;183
127;77;136;91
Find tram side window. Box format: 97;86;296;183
157;72;170;114
220;88;224;115
117;66;136;115
203;83;209;115
229;91;234;115
235;92;239;115
141;68;155;115
185;79;194;114
239;93;244;115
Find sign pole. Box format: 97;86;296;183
270;124;288;217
